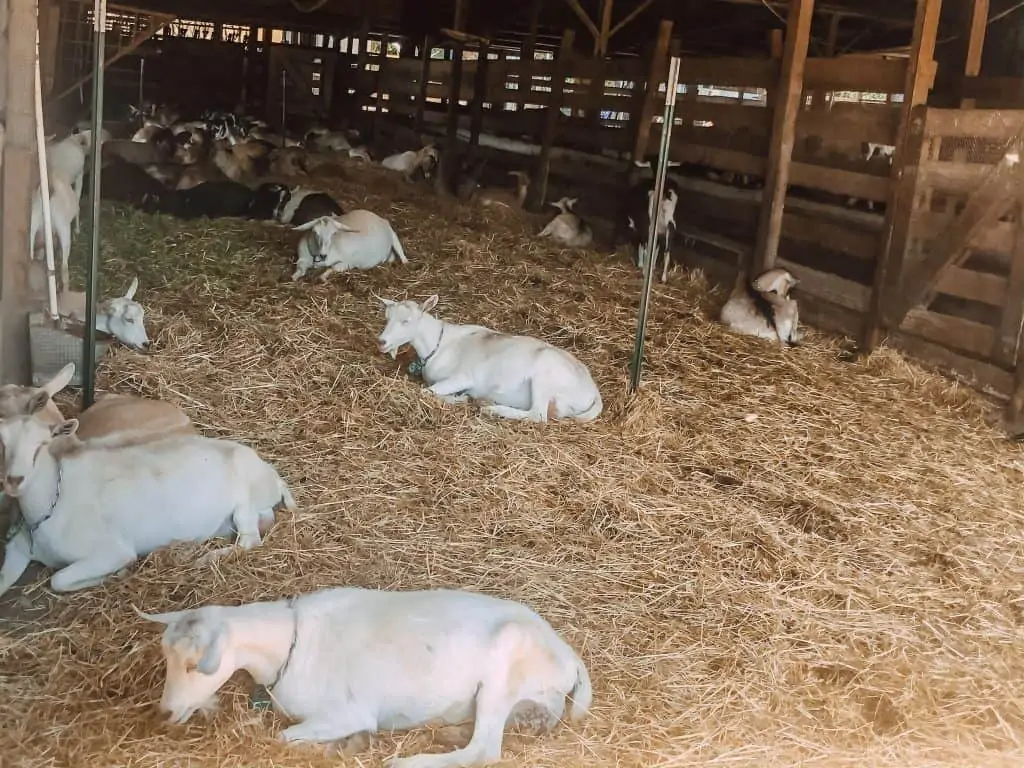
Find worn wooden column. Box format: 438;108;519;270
527;28;574;211
627;18;672;171
751;0;815;275
371;33;388;141
1;0;36;384
444;0;469;155
861;0;943;352
960;0;989;108
415;33;433;132
517;0;542;114
469;38;490;148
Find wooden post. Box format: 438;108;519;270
998;200;1024;367
861;0;942;352
415;33;433;132
518;0;542;114
527;28;574;211
769;28;783;59
443;0;469;191
628;19;672;168
960;0;989;108
353;0;372;113
751;0;816;275
469;39;490;148
370;34;389;142
1;0;36;384
39;0;60;97
596;0;613;57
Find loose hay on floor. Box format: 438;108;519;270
3;160;1024;768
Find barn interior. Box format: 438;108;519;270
3;1;1024;767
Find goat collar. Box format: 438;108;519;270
409;326;445;378
6;460;64;549
269;596;299;694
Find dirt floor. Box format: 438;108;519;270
2;157;1024;768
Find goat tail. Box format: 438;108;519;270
566;655;592;722
390;228;409;264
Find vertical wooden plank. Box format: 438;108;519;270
527;28;574;212
769;28;783;60
371;33;388;142
353;0;372;113
861;0;943;351
628;18;672;167
415;33;432;133
751;0;816;274
517;0;542;114
443;0;469;192
961;0;988;108
38;0;60;97
1;0;36;384
997;200;1024;366
469;39;490;148
596;0;613;57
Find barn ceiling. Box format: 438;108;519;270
123;0;924;57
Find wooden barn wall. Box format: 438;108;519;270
44;11;1024;399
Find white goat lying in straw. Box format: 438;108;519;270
0;362;193;445
0;396;295;598
719;267;803;347
378;295;603;423
538;196;593;248
381;145;439;180
136;586;591;768
292;211;408;282
57;276;152;351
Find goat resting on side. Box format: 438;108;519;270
719;267;803;347
137;585;591;768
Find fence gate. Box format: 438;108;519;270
880;106;1024;406
266;46;335;121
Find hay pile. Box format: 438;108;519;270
3;158;1024;768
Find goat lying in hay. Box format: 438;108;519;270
0;362;194;445
292;211;408;282
136;585;591;768
719;267;802;348
56;276;153;351
0;397;295;597
538;197;593;248
377;294;603;423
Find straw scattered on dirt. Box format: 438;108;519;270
3;158;1024;768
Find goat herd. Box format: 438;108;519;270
4;101;805;767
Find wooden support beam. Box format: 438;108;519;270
527;27;574;212
563;0;599;45
371;33;388;143
415;33;433;133
628;19;672;167
825;13;840;55
38;0;60;97
751;0;815;274
961;0;989;108
469;40;490;148
998;199;1024;366
769;28;783;59
1;0;36;384
596;0;613;57
444;0;469;192
608;0;656;40
861;0;943;352
885;155;1023;330
517;0;543;119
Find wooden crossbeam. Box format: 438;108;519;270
47;12;175;104
441;27;491;46
609;0;656;39
563;0;600;44
884;153;1024;329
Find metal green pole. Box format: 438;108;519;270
629;55;681;394
83;0;107;407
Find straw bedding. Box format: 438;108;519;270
3;157;1024;768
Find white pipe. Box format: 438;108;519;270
33;23;60;321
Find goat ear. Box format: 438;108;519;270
52;418;78;438
421;294;439;312
377;296;396;308
28;390;51;415
132;604;190;624
124;277;140;301
42;363;75;396
293;219;319;232
568;197;578;207
196;625;226;675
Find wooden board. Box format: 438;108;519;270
804;55;907;93
796;103;899;146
